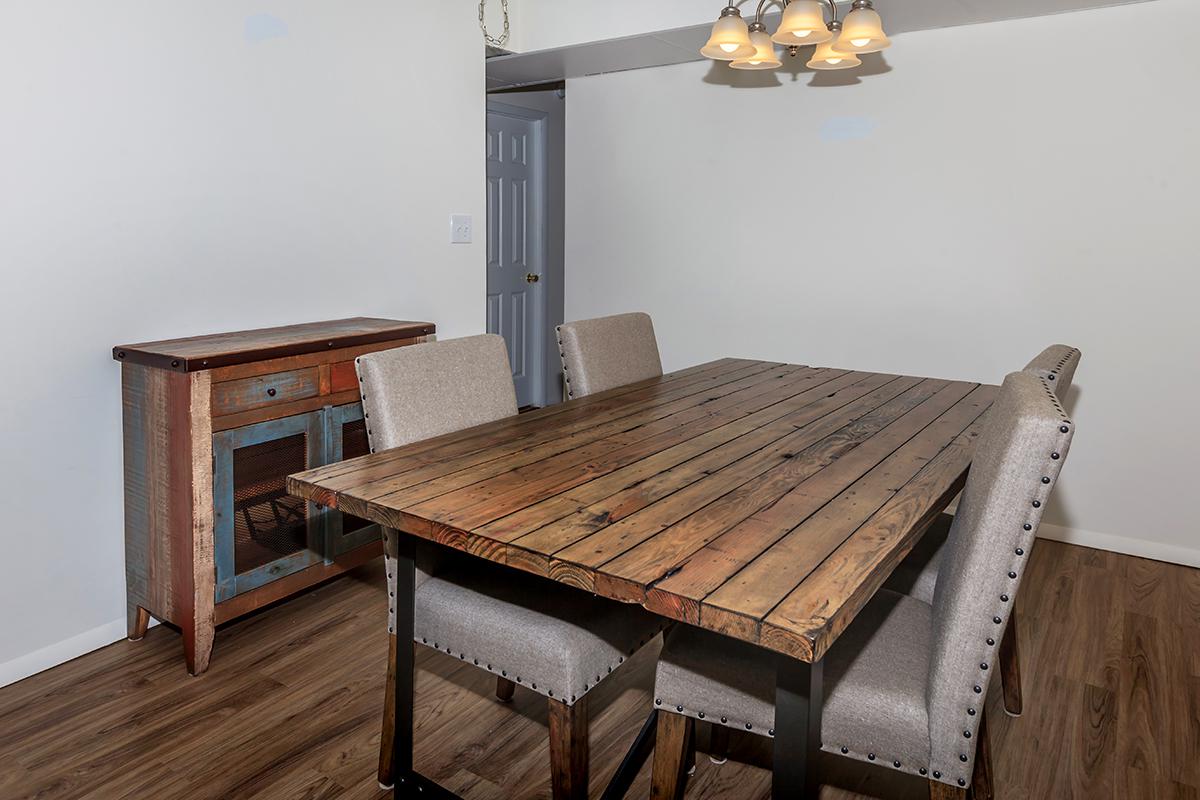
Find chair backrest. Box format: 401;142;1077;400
1023;344;1081;399
926;371;1075;783
556;312;663;399
355;334;518;605
355;334;518;451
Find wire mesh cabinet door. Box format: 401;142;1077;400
323;403;383;561
213;411;327;602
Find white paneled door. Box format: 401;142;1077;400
486;103;547;408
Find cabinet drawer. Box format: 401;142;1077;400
329;360;359;393
212;368;321;416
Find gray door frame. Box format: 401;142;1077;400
486;92;565;407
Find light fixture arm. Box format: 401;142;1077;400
754;0;784;23
755;0;839;25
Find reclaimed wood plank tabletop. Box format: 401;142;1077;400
288;358;997;664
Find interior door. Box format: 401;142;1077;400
486;102;546;407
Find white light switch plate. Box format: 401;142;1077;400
450;214;472;244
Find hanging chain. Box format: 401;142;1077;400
479;0;510;48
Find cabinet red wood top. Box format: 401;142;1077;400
113;317;436;372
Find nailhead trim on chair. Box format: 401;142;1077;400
931;374;1072;787
554;327;574;400
652;701;940;781
406;624;668;705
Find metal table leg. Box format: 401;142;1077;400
387;531;657;799
391;534;459;799
773;655;824;799
600;708;659;800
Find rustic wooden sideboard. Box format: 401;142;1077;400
113;317;435;675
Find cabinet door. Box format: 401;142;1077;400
213;411;325;602
323;403;383;559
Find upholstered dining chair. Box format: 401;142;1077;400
356;334;666;799
648;370;1076;800
556;312;663;399
886;344;1081;716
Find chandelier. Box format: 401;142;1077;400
701;0;891;71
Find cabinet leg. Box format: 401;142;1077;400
127;604;151;641
183;612;215;676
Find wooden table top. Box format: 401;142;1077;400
288;359;997;663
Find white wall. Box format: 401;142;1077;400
564;0;1200;565
0;2;485;686
506;0;707;52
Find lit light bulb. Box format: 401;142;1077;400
793;30;813;39
720;42;739;53
827;57;843;64
851;37;871;46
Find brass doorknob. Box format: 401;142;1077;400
526;273;540;283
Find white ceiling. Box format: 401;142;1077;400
486;0;1154;90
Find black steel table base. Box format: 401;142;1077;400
391;533;657;800
392;770;463;798
773;654;824;799
600;709;659;800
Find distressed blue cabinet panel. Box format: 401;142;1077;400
212;403;384;601
324;403;384;561
213;411;326;602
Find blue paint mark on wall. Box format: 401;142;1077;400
245;13;288;44
820;117;876;142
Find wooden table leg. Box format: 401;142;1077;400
378;633;397;788
773;656;823;799
999;610;1023;716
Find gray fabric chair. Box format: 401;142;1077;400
649;371;1076;799
885;344;1081;716
357;334;665;799
556;312;663;399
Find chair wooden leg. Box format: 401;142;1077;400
971;708;995;800
1000;611;1023;716
929;781;967;799
127;604;150;641
548;696;588;800
651;712;693;800
685;719;697;776
708;723;730;764
377;633;397;789
496;676;516;703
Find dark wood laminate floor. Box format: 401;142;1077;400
1;540;1196;799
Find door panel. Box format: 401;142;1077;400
486;104;545;407
212;411;325;602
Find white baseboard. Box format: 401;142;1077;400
0;617;159;690
1038;522;1200;569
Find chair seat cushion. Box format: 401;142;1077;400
883;512;952;604
415;561;666;705
654;590;933;773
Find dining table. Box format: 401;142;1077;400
287;357;997;799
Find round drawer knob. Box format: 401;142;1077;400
267;388;277;397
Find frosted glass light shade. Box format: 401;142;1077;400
837;6;891;53
731;30;782;69
808;37;861;69
771;1;832;45
701;11;755;60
